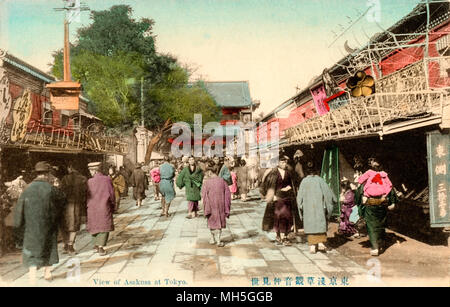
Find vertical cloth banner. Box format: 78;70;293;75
321;146;340;217
310;84;330;116
427;130;450;228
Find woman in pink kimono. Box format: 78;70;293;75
202;162;231;247
229;163;238;200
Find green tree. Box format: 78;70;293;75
49;5;220;161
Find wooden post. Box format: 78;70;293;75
63;19;71;82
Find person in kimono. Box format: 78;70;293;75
228;162;238;200
4;170;28;250
109;166;126;213
338;178;357;236
86;162;115;256
297;161;337;254
14;161;66;282
119;166;130;197
176;156;204;219
236;159;249;201
202;162;231;247
159;156;176;217
130;163;148;208
219;157;233;186
262;156;295;246
60;165;87;255
150;162;162;201
356;158;397;256
212;156;222;176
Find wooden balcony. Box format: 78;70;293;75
285;58;450;145
0;120;128;155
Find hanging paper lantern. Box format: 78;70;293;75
347;71;375;97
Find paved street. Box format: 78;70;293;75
1;187;385;287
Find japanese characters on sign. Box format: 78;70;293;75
427;131;450;227
0;50;12;130
310;84;330;116
10;88;33;142
250;275;350;287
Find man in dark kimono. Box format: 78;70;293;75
262;156;295;246
87;162;115;256
130;163;148;208
14;161;66;283
60;165;87;255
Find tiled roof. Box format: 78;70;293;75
203;81;252;108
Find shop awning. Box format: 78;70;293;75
382;115;442;135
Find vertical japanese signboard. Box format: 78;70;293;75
310;84;330;116
321;145;340;216
427;130;450;228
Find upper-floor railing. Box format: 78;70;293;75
0;119;128;154
285;57;450;144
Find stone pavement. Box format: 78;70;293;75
0;187;375;287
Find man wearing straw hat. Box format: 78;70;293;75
86;162;115;256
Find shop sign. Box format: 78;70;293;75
46;81;81;110
10;89;33;142
0;63;12;129
427;130;450;228
50;91;79;110
310;84;330;116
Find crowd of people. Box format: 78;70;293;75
0;150;397;283
258;152;397;257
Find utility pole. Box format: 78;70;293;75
63;18;71;81
141;76;144;127
54;1;89;82
48;1;88;111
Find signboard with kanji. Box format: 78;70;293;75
426;130;450;228
310;84;330;116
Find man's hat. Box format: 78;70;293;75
279;155;290;162
35;161;50;172
88;162;102;169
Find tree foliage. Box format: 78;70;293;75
50;5;219;130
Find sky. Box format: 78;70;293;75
0;0;421;115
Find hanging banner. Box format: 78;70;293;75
0;51;12;129
310;84;330;116
427;130;450;228
10;89;33;142
320;145;340;216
